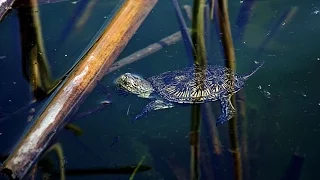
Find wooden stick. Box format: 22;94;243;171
106;31;183;74
2;0;158;179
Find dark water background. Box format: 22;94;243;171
0;0;320;179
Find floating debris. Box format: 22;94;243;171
100;100;112;105
126;104;131;115
258;85;271;98
0;56;6;59
276;122;281;130
263;90;271;99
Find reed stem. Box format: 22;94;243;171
216;0;242;179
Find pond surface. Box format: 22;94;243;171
0;0;320;179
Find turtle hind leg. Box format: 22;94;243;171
131;100;174;122
216;95;236;126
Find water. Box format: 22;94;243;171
0;0;320;179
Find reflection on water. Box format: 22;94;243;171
0;0;320;179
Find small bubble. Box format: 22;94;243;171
258;85;262;89
263;90;271;98
64;54;68;57
301;92;307;97
317;57;320;61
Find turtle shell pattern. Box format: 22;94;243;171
147;65;241;104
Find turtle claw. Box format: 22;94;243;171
216;115;228;126
216;114;233;126
217;95;236;126
131;100;174;122
131;111;146;123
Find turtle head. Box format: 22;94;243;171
114;73;154;98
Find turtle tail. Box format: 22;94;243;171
243;61;265;80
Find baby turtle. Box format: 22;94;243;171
114;62;264;125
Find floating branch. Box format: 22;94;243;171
106;31;184;74
1;0;158;179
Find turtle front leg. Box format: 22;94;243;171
133;100;174;122
216;95;236;126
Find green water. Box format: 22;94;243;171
0;0;320;179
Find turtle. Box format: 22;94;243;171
114;62;264;125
